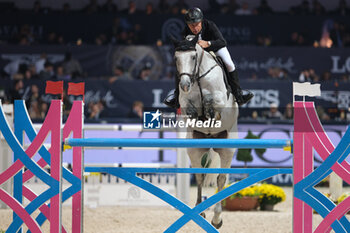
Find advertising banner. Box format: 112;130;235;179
2;45;350;80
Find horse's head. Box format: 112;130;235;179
173;35;201;93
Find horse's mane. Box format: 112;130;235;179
175;40;196;51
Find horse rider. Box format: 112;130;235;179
164;7;254;108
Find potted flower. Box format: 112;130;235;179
220;184;261;211
256;183;286;211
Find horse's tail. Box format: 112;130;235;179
202;148;221;187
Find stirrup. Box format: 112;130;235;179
163;94;179;108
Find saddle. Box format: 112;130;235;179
209;52;232;99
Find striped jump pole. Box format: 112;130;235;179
65;138;292;149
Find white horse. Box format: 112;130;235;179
173;35;238;229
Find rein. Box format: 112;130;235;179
196;49;218;80
196;48;219;118
195;48;219;82
195;49;206;115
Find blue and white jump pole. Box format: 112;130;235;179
65;138;292;149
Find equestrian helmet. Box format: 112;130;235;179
184;7;203;24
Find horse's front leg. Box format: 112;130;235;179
203;94;215;119
194;173;206;218
211;173;225;229
211;148;235;229
184;100;199;119
188;147;208;218
203;92;224;121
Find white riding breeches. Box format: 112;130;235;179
215;47;236;72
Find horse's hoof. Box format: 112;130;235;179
211;219;223;229
200;212;206;218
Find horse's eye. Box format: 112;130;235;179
192;56;196;60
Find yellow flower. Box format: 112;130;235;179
217;183;286;205
256;183;286;204
217;183;261;198
337;193;350;204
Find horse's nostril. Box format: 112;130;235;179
181;82;190;92
183;85;188;92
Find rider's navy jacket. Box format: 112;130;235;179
182;19;227;52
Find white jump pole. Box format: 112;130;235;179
176;130;190;205
329;172;343;200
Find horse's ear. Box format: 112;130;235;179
169;35;180;48
190;34;199;47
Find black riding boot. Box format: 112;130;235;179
229;70;254;106
163;77;180;108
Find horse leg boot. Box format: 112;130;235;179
203;94;215;119
228;70;254;106
195;174;206;218
211;174;226;229
163;76;180;108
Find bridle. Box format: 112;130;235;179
176;46;219;116
177;46;218;85
177;50;198;84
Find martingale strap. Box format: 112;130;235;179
198;64;218;80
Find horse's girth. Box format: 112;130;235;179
193;130;228;139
